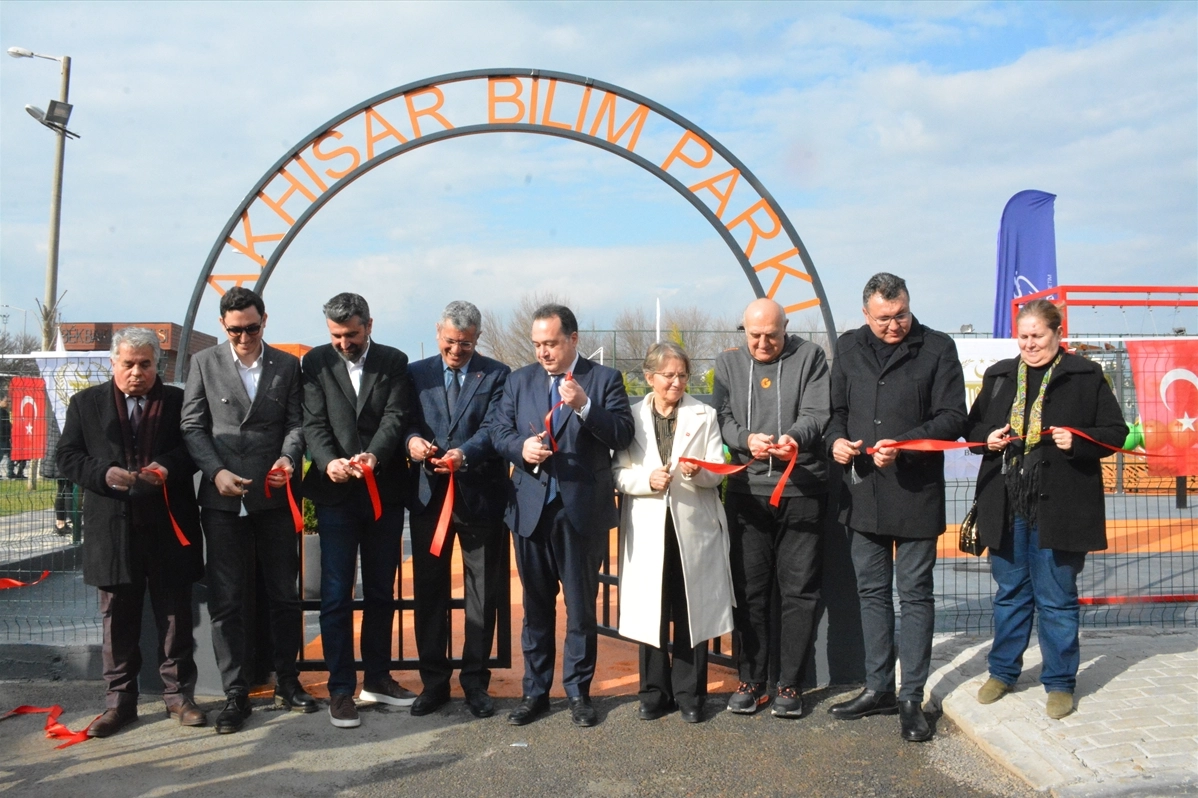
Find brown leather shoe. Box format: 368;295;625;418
166;698;207;727
87;707;138;738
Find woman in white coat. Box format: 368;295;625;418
614;342;734;724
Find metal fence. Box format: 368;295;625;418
1;337;1194;676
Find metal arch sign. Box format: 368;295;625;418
179;68;836;374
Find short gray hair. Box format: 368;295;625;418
323;292;370;324
110;327;162;360
862;272;908;305
439;300;482;333
641;341;690;378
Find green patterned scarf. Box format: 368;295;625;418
1008;352;1062;450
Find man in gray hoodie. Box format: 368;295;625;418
714;298;830;718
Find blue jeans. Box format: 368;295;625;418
316;495;403;696
988;515;1086;693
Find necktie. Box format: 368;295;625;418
546;375;563;505
130;397;144;436
447;368;461;415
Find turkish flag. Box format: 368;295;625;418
1126;340;1198;477
9;377;47;461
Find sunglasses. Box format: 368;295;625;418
224;323;262;337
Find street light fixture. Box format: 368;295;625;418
8;45;76;350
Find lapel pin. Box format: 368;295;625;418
221;398;229;403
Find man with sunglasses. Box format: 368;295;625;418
404;301;510;719
182;287;314;733
826;273;966;742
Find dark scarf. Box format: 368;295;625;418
1003;351;1062;524
113;377;165;473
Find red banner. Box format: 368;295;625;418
10;377;47;461
1126;340;1198;477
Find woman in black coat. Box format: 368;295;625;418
966;300;1126;720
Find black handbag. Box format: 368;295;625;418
958;500;984;556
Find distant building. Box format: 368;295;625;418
58;323;217;382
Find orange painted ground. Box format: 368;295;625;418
283;534;738;701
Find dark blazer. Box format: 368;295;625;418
966;350;1127;553
301;341;415;507
404;353;510;523
827;321;967;539
56;379;203;587
490;356;634;538
181;342;304;513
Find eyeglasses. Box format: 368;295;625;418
653;372;689;383
865;310;912;327
440;337;475;351
224;323;262;337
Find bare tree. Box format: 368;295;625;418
0;331;42;377
478;291;572;369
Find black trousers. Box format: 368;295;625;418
409;507;504;693
201;506;302;696
726;491;824;688
513;498;607;699
98;525;196;710
639;512;707;712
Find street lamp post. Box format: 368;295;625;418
8;47;73;351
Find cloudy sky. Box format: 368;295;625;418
2;1;1195;357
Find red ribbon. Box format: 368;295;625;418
429;456;457;557
0;570;49;590
0;705;96;749
864;427;1163;458
680;442;797;508
141;468;190;547
544;371;573;452
359;462;382;521
265;467;304;533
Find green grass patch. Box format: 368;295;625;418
0;479;56;517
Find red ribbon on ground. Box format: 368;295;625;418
265;467;303;533
359;462;382;521
428;456;458;557
864;427;1163;458
680;442;797;508
544;371;573;452
0;570;49;590
141;468;190;547
0;705;95;749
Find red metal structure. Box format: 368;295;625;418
1010;285;1198;338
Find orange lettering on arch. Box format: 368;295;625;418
727;199;782;260
207;274;261;296
258;167;319;226
753;248;812;300
404;87;454;138
587;92;649;152
574;86;593;132
226;211;284;268
488;77;525;124
662;130;713;172
312;130;361;180
365;107;409;160
688;169;740;220
540;79;573;130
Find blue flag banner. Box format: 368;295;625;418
992;190;1057;337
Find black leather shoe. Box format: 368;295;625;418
900;700;933;742
828;688;899;719
568;695;598;727
410;689;451;717
464;688;495;719
638;702;670;721
215;694;252;734
679;703;703;724
275;680;318;713
166;698;207;727
507;695;550;726
87;707;137;738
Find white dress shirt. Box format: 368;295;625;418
231;341;263;401
345;340;371;395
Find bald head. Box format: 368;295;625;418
742;298;788;363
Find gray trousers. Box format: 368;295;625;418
850;530;937;702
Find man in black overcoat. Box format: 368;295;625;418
57;327;205;737
826;273;966;742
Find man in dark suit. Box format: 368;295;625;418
302;292;417;729
182;287;315;734
405;300;510;719
490;303;634;727
57;327;205;737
